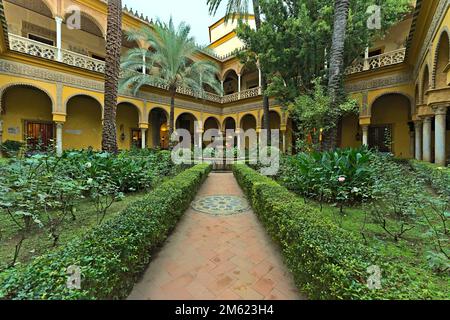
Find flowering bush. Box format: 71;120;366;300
278;147;374;204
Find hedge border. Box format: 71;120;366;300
0;164;211;300
233;164;443;300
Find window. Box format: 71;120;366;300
25;121;54;150
28;34;54;46
369;125;392;153
131;129;142;149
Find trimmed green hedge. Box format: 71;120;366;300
409;160;450;197
0;164;211;300
233;164;442;300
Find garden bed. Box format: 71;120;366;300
0;163;211;300
233;164;448;300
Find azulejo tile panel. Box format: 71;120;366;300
191;195;250;216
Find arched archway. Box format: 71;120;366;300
223;69;239;95
240;114;257;150
203;116;221;148
64;95;102;150
240;63;259;91
370;93;412;158
117;102;140;150
63;11;106;60
149;108;169;149
6;0;55;18
1;84;54;149
176;112;197;145
433;31;450;88
422;65;430;104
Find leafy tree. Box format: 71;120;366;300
237;0;412;147
102;0;122;153
207;0;271;139
120;19;222;140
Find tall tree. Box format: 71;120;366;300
120;19;222;141
322;0;350;150
207;0;271;141
102;0;122;153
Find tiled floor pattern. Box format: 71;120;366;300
128;172;303;300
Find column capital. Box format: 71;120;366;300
422;116;433;124
55;16;64;23
433;105;448;116
139;123;149;130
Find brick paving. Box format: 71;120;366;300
128;172;303;300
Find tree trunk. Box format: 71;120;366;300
102;0;122;153
323;0;350;151
252;0;271;145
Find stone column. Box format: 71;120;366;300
141;128;147;149
0;119;3;157
220;80;224;97
414;121;423;161
55;16;63;62
363;47;370;70
56;122;63;156
258;67;262;95
235;128;242;151
434;106;448;166
142;53;146;75
422;117;432;162
409;131;415;159
238;74;241;99
281;130;286;153
362;125;369;147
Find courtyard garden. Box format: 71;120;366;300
238;148;449;299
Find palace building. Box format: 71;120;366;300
0;0;448;166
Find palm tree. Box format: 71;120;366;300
207;0;270;141
102;0;122;153
323;0;350;150
120;19;223;141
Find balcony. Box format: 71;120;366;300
7;33;261;104
345;48;406;75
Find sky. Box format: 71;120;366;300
122;0;228;46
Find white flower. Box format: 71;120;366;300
338;176;346;183
85;162;92;169
87;178;93;185
352;187;360;193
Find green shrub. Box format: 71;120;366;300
0;164;211;300
409;160;450;199
0;140;24;158
233;164;445;300
278;148;374;204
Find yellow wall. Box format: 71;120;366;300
371;94;412;158
64;95;102;150
116;102;139;150
1;86;53;142
340;113;361;149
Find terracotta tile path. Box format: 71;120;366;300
128;172;304;300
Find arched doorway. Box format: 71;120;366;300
64;95;102;150
223;70;239;95
240;114;257;150
176;112;197;146
203;116;221;148
149;108;169;149
370;94;412;158
117;102;140;150
434;32;450;89
1;85;53;150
